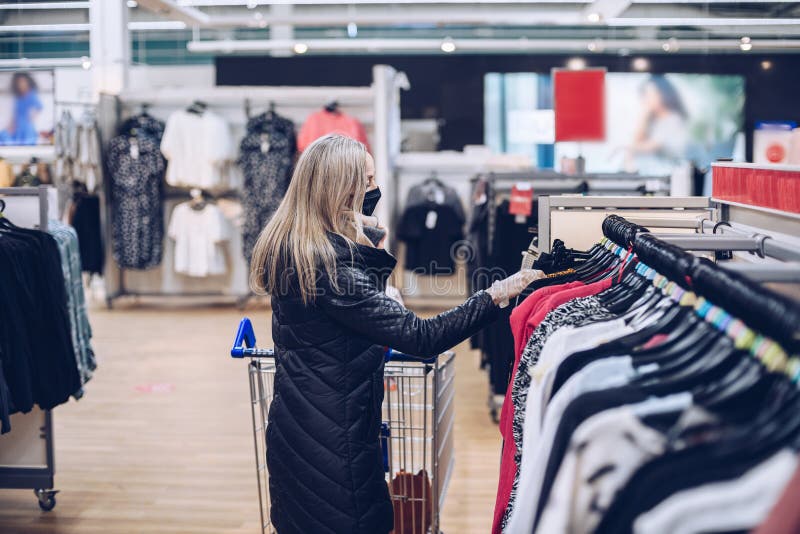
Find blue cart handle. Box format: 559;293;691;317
231;318;274;358
384;348;438;365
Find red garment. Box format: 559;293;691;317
753;464;800;534
297;109;371;152
492;277;613;534
510;282;584;358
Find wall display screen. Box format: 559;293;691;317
486;72;745;175
0;70;55;146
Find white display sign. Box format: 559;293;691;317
507;109;555;144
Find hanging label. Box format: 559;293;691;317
130;138;140;160
260;133;271;154
434;189;445;205
425;210;438;229
509;183;533;217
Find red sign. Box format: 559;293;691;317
553;69;606;142
509;184;533;216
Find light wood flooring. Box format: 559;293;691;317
0;303;501;533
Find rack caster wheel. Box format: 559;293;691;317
490;408;499;424
35;489;58;511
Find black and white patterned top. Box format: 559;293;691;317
238;111;296;263
502;296;614;531
106;114;166;270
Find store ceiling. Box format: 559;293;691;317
1;0;800;63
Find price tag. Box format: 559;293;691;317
260;133;271;154
509;183;533;217
425;210;438;229
434;189;445;205
130;139;140;160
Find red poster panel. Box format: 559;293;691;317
553;68;606;142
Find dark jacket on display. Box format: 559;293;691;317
267;234;498;534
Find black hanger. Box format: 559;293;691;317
187;100;208;115
0;198;5;213
325;100;340;113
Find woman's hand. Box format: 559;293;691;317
357;212;383;229
485;269;545;307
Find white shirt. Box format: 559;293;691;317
633;449;798;534
160;109;233;189
168;202;231;277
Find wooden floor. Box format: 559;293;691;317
0;303;501;533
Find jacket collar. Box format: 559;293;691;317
328;232;397;285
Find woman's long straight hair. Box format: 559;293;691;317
249;134;369;303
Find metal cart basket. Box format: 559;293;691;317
231;318;456;534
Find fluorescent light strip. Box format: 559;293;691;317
0;57;85;67
187;37;800;53
0;24;91;33
178;0;591;5
128;21;188;30
0;2;90;9
608;17;800;26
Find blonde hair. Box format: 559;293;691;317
250;134;369;303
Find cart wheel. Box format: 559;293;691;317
490;407;499;424
35;489;58;511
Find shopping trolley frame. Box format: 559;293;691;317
231;317;456;534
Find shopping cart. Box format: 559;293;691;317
231;317;456;534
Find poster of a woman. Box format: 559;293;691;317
0;70;54;146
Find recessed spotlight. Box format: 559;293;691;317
740;37;753;51
566;57;587;70
293;43;308;54
441;38;456;53
662;37;679;53
126;0;138;7
632;57;650;71
80;56;91;70
761;60;773;70
587;39;604;53
587;12;602;23
347;22;358;38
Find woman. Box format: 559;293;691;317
625;75;689;174
251;134;540;534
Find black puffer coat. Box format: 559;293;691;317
267;234;499;534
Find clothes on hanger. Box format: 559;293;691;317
48;219;97;391
167;200;232;277
491;216;800;534
160;107;234;189
65;182;104;275
106;113;166;270
396;179;465;276
0;215;82;433
238;110;296;264
297;106;370;152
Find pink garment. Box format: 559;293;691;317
297;109;371;152
492;277;613;534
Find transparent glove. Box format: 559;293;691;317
485;269;545;308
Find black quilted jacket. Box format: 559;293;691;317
267;234;499;534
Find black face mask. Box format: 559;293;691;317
361;187;381;216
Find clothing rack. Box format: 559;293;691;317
0;186;58;512
603;214;800;352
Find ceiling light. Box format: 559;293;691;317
631;57;650;71
246;0;258;8
662;37;679;52
126;0;138;7
587;12;602;23
566;57;587;70
761;60;773;70
347;22;358;38
293;42;309;54
587;39;604;53
740;37;752;51
441;38;456;53
80;56;91;70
